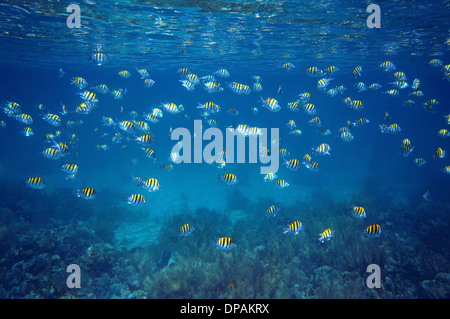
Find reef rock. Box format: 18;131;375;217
421;273;450;298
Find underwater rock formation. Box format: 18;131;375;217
0;186;449;298
421;273;450;298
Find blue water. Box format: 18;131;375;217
0;0;449;299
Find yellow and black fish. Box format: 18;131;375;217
22;127;34;137
213;68;230;78
185;73;199;84
283;220;304;235
118;70;131;78
266;205;280;218
15;113;33;125
141;148;156;161
61;163;78;175
353;66;362;78
88;52;108;65
42;113;61;126
111;89;126;100
274;179;289;188
25;177;45;189
42;147;61;160
135;134;153;145
443;166;450;175
279;148;290;158
401;144;414;157
218;173;238;185
160;164;174;172
214;237;236;250
261;97;281;112
127;194;146;206
177;67;189;76
138;178;161;192
118;120;135;133
179;224;195;237
318;228;334;243
71;77;88;89
438;129;450;137
284;158;300;171
282;62;295;70
263;173;277;182
362;224;382;238
80;90;98;104
77;187;97;200
434;147;445;159
413;158;426;167
350;206;366;219
303;103;317;115
305;161;320;172
313;143;331;156
306;66;323;77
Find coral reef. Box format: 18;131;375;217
0;180;449;298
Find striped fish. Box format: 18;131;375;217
42;113;61;126
179;224;195;237
401;144;414;157
118;120;135;133
89;52;108;66
363;224;382;238
214;237;236;250
313;143;331;156
303;103;317;115
340;131;354;142
25;177;45;189
204;81;224;93
61;163;78;175
434;147;446;159
185;73;199;84
351;206;366;219
318;228;334;243
274;179;289;188
316;78;332;90
306;66;323;77
305;161;319;172
266;205;280;218
22;127;34;137
413;158;426;167
15;113;33;125
162;102;184;114
283;220;304;235
135;134;153;145
263;173;277;182
42;147;61;159
353;66;362;78
213;68;230;78
218;173;238;185
284;158;300;171
127;194;146;206
138;178;161;192
141;148;156;161
118;70;131;78
111;89;126;99
71;77;88;89
77;187;97;200
80;90;98;104
261;97;281;112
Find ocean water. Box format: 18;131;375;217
0;0;449;299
